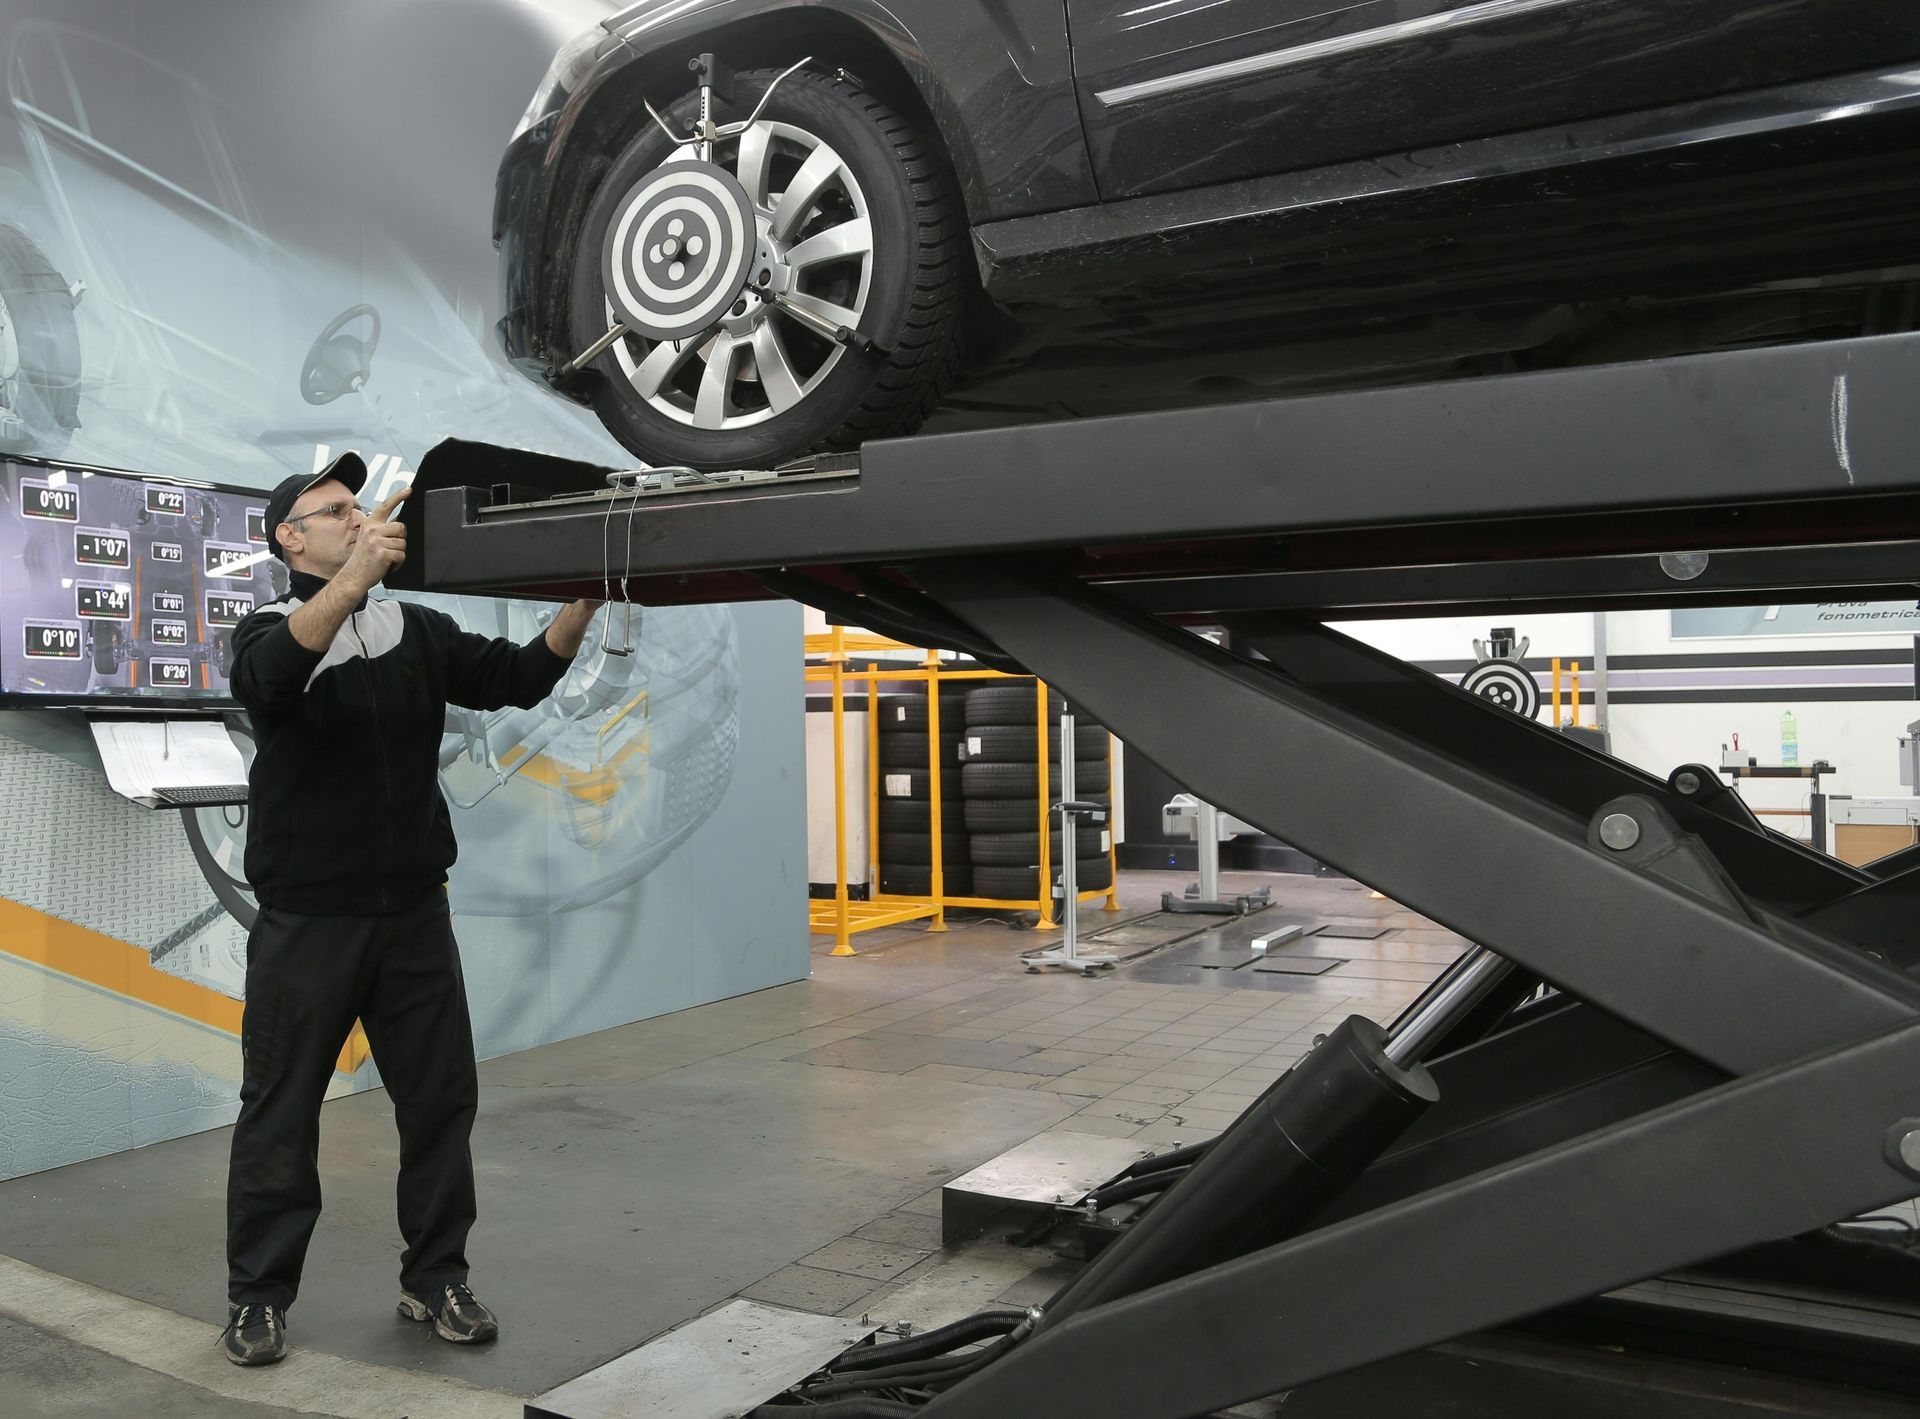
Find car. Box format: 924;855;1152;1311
498;1;1920;470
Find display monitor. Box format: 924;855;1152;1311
1;456;288;707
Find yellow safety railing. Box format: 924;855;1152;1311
804;628;1123;954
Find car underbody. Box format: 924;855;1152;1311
932;81;1920;429
934;273;1920;431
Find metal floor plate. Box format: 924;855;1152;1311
942;1129;1157;1243
1253;956;1344;976
1082;911;1218;955
527;1299;873;1419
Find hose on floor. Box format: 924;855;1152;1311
1820;1220;1920;1265
825;1308;1028;1372
797;1333;1018;1402
1111;1137;1214;1182
778;1144;1221;1407
1087;1165;1190;1210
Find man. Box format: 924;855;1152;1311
220;451;598;1366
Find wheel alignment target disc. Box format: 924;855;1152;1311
601;161;756;343
1460;658;1541;718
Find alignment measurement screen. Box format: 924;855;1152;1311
2;459;286;705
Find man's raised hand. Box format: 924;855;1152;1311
341;487;410;592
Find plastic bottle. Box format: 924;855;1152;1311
1781;709;1799;768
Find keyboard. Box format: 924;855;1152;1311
151;784;250;806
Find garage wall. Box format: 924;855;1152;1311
1602;609;1918;836
1334;607;1920;845
0;0;809;1181
0;601;804;1183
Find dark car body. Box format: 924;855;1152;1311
498;0;1920;424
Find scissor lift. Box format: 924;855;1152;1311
400;331;1920;1417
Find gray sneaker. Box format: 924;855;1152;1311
397;1282;498;1344
220;1303;287;1366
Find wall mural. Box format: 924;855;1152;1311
0;0;805;1181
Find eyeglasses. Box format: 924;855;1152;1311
283;500;359;527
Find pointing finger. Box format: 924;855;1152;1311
370;486;412;523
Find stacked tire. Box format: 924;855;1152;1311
874;691;971;897
959;682;1115;902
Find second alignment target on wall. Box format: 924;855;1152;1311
1460;658;1541;719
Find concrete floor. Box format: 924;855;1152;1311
2;1315;303;1419
37;866;1868;1418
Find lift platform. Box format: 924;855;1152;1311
400;331;1920;1417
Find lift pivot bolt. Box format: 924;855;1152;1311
1888;1121;1920;1179
1599;813;1642;850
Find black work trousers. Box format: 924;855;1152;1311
226;889;478;1309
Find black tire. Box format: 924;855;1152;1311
88;626;118;677
969;829;1108;866
877;798;964;832
879;864;972;897
961;761;1111;799
879;732;965;769
877;693;968;733
962;795;1109;832
960;684;1103;731
0;223;81;457
973;859;1113;901
960;724;1109;763
964;684;1062;727
569;68;968;470
879;766;961;801
879;832;970;866
1075;857;1115;891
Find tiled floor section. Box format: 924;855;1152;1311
731;868;1467;1325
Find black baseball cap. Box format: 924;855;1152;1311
264;452;368;560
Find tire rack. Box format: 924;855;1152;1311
805;627;1121;955
407;330;1920;1415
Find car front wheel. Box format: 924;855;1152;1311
568;66;968;470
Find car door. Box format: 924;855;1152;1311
1068;0;1920;200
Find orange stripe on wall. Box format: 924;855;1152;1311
0;897;242;1033
0;898;368;1073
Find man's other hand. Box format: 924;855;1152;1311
545;599;602;659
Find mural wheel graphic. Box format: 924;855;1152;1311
182;721;258;929
0;222;81;456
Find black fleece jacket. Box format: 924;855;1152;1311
228;569;572;915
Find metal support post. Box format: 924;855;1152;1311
1025;710;1115;975
1196;798;1219;904
924;653;949;931
828;630;853;955
1591;610;1610;730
